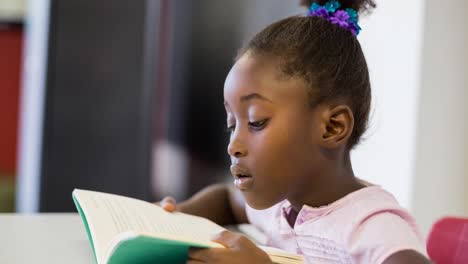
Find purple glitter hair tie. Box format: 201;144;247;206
307;0;361;36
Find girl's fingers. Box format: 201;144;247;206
186;261;204;264
161;196;177;212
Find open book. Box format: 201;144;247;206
72;189;304;264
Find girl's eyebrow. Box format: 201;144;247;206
240;93;273;103
224;93;273;107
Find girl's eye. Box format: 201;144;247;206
226;125;235;134
248;119;268;131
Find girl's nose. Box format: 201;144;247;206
227;137;248;158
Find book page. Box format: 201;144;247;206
73;189;226;263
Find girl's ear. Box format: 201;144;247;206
320;105;354;148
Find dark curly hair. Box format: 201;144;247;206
237;0;376;149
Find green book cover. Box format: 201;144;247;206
72;189;223;264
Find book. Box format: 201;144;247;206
72;189;305;264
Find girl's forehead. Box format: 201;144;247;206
224;54;309;106
228;54;283;83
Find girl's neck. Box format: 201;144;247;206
288;153;366;213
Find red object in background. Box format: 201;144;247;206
427;217;468;264
0;24;23;176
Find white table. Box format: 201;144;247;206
0;213;267;264
0;213;94;264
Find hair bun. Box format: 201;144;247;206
300;0;376;13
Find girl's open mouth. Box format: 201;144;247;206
230;165;254;190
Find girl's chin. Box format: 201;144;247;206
243;193;280;210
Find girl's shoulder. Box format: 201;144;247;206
304;185;417;231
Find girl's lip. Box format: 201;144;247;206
230;164;251;178
234;176;254;190
230;164;254;190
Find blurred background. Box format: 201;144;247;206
0;0;466;238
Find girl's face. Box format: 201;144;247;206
224;54;325;209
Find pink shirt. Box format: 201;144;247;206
246;186;426;264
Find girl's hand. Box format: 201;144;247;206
156;196;178;212
187;231;272;264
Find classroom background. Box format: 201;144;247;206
0;0;467;238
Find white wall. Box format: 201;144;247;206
348;0;426;210
0;0;26;20
16;0;50;212
411;0;468;236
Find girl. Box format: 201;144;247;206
159;0;431;263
